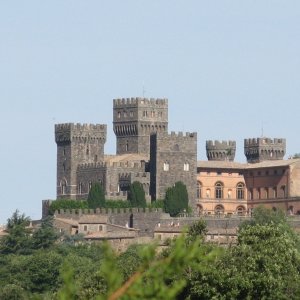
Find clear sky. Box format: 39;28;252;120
0;1;299;223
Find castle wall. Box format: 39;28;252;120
150;132;197;209
54;208;165;237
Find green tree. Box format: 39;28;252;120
188;222;300;300
127;181;146;207
293;153;300;158
185;219;208;244
87;182;106;209
0;210;33;255
0;284;27;300
164;181;188;216
32;216;59;249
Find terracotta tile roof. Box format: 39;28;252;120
79;215;109;224
84;231;137;239
197;161;246;170
245;159;300;169
197;159;300;170
54;217;79;226
104;154;149;163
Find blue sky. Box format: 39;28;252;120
0;1;299;223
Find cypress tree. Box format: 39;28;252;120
87;182;106;209
128;181;146;207
164;181;188;216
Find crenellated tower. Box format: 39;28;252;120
55;123;107;199
113;97;168;155
244;137;286;163
206;140;236;161
150;131;197;208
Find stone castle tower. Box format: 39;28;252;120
150;131;197;207
113;98;168;155
206;140;236;161
55;123;107;199
244;137;286;163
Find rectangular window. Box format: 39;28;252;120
84;225;88;231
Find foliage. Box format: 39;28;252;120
185;219;208;244
116;244;145;281
49;199;88;215
0;210;32;255
164;181;189;216
148;199;164;209
293;153;300;158
0;284;27;300
87;182;106;209
104;200;132;209
127;181;146;207
32;217;59;249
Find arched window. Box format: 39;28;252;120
215;205;224;215
61;180;67;195
215;182;224;199
197;181;202;199
236;206;246;216
163;161;169;171
197;204;203;215
236;182;245;199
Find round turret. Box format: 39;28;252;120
206;140;236;161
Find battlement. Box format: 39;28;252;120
113;97;168;107
54;207;163;218
244;137;286;163
55;123;107;143
55;123;107;132
206;140;236;149
77;160;146;170
169;131;197;139
206;140;236;161
244;137;286;147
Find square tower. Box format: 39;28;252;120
113;98;168;155
150;131;197;209
55;123;107;199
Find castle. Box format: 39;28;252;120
55;98;197;209
54;98;300;216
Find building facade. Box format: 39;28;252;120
54;99;300;216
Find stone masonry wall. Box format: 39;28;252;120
150;131;198;209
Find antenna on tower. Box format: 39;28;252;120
261;122;264;137
142;82;146;97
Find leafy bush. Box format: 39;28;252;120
49;200;88;215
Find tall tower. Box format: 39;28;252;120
244;137;286;163
55;123;107;199
206;140;236;161
150;131;197;208
113;98;168;155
